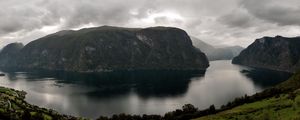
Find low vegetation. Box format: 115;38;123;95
193;71;300;120
194;89;300;120
0;86;85;120
0;85;221;120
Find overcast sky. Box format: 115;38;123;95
1;0;300;48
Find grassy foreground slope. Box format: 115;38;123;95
195;90;300;120
0;86;85;120
195;72;300;120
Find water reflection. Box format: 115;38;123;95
0;60;292;119
3;70;205;98
240;69;292;87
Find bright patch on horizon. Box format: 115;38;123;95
72;23;97;30
142;11;184;24
40;25;60;33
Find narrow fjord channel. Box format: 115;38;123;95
0;60;291;119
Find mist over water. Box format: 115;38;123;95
0;60;292;119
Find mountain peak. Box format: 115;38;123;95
233;36;300;73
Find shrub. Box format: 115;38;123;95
295;96;300;107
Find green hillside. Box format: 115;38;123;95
194;89;300;120
0;86;85;120
195;71;300;120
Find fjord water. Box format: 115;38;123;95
0;60;291;119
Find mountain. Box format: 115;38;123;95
208;46;244;60
0;43;24;67
191;37;215;53
191;37;244;61
0;26;209;72
232;36;300;73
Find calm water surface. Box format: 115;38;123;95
0;60;292;119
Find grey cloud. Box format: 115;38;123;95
0;0;60;35
154;16;183;25
154;17;170;24
240;0;300;26
0;0;147;36
40;0;160;29
218;8;257;28
1;0;300;48
61;1;133;28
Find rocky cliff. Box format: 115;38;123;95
0;26;209;72
232;36;300;73
0;43;24;67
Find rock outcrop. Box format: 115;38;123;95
0;43;24;67
232;36;300;73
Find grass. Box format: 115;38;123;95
43;114;53;120
194;71;300;120
194;91;300;120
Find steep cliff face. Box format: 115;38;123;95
232;36;300;73
0;43;24;67
0;26;209;72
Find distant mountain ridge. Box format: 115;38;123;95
233;36;300;73
191;37;244;61
0;26;209;72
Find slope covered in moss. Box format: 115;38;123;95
194;89;300;120
0;86;85;120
